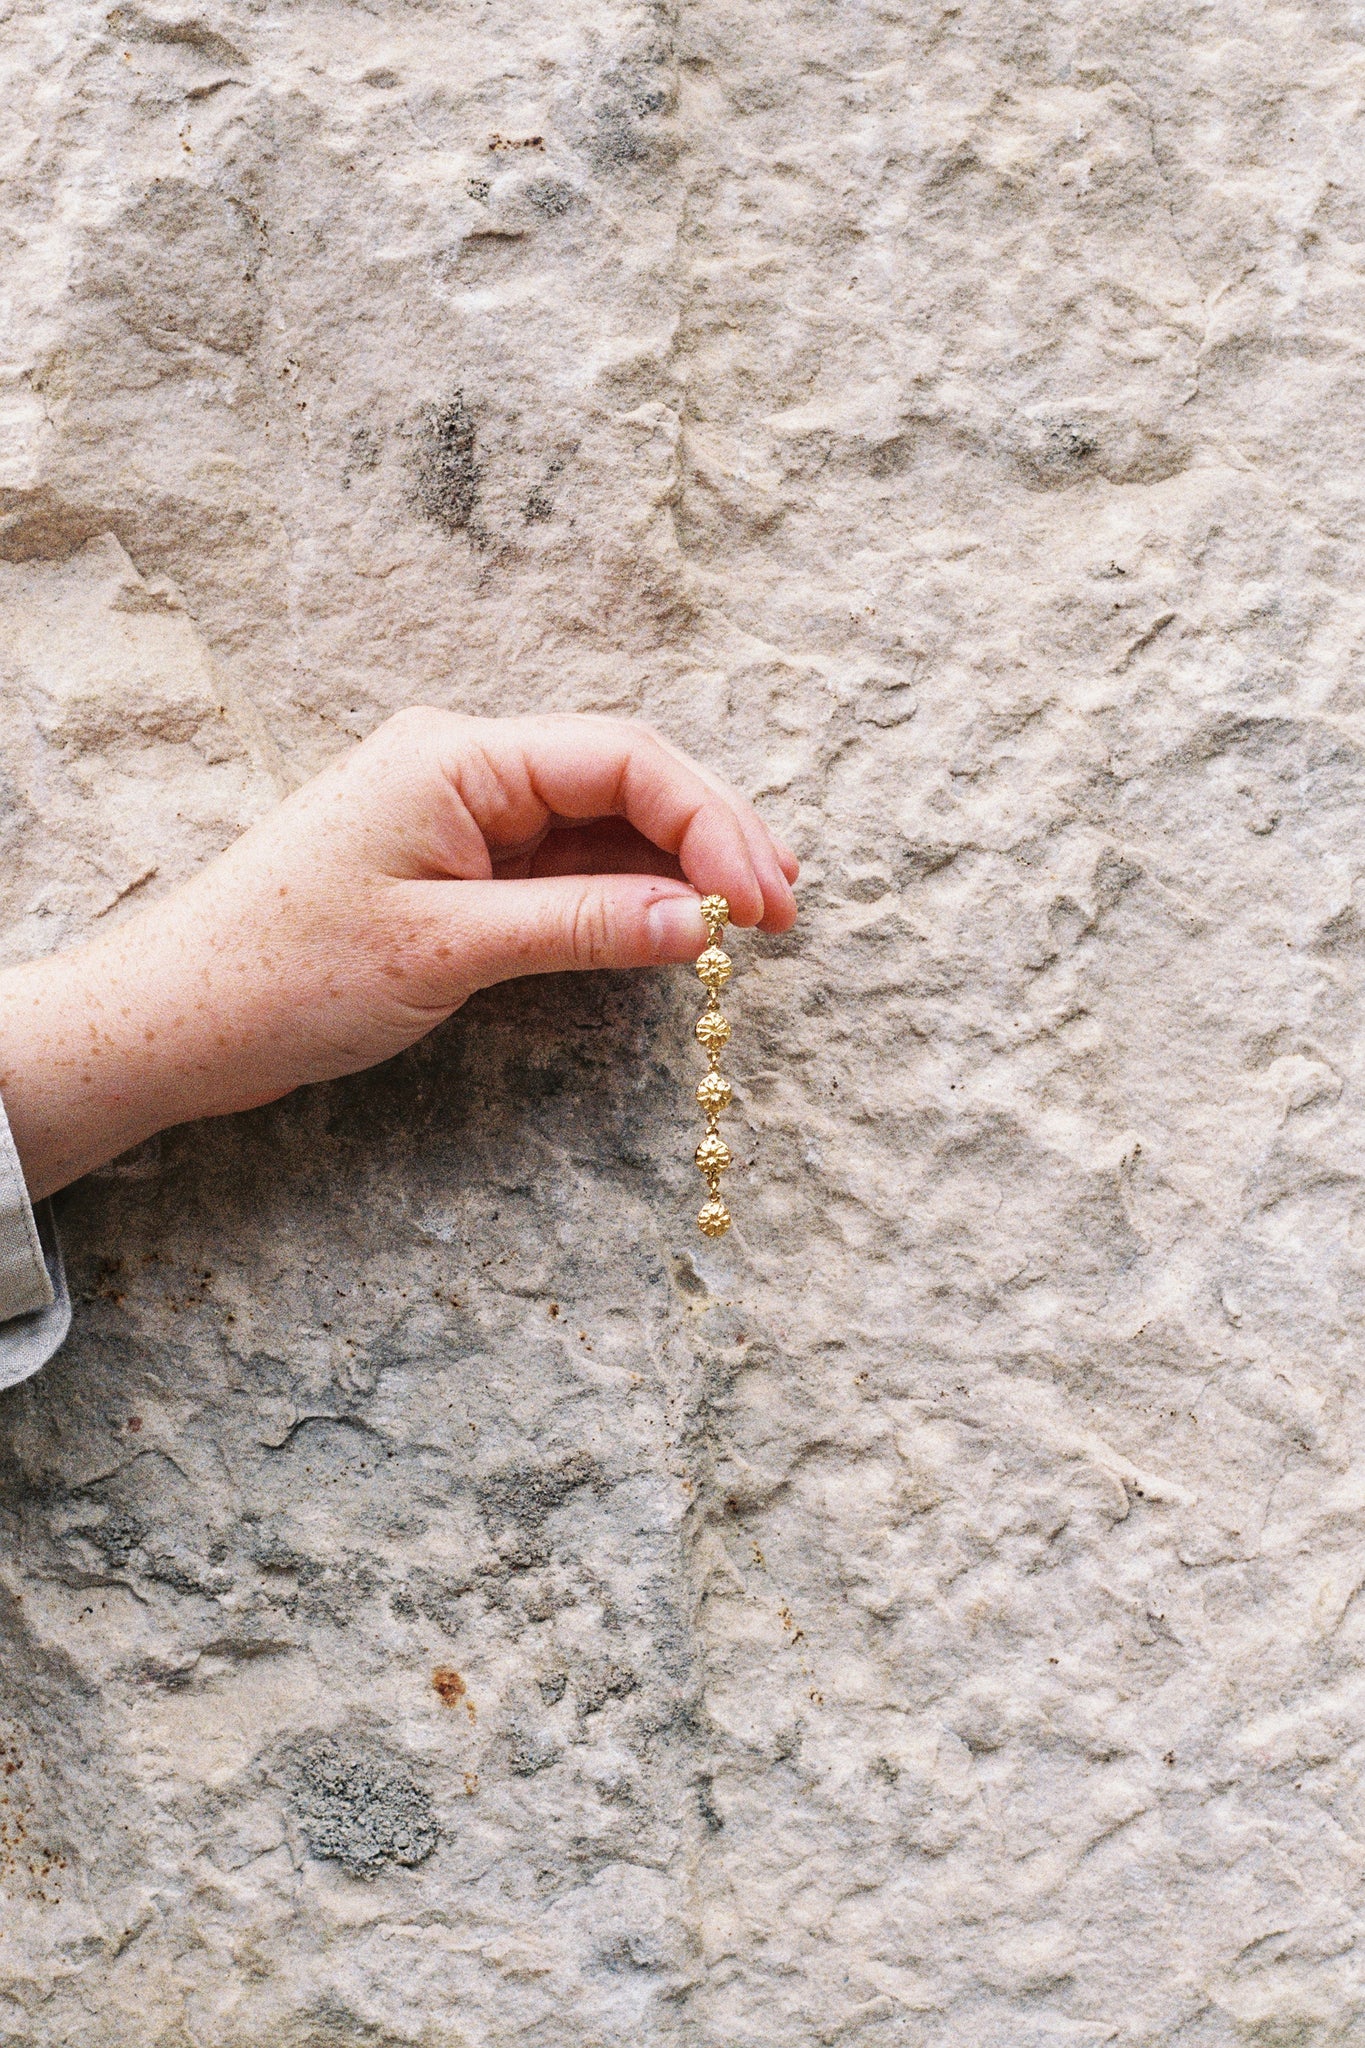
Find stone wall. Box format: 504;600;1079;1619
3;2;1365;2042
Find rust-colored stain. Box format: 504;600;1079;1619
0;1740;65;1903
433;1667;477;1721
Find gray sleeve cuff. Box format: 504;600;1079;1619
0;1201;70;1390
0;1092;70;1389
0;1089;51;1317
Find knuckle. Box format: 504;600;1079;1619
568;887;614;970
588;712;653;748
381;704;452;750
617;715;659;747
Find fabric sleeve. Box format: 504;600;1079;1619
0;1092;71;1389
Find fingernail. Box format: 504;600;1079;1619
647;893;705;958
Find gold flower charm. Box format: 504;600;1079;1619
692;895;736;1237
695;1070;732;1117
695;1132;732;1175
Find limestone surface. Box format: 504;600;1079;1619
3;2;1365;2044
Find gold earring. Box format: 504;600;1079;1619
693;895;734;1238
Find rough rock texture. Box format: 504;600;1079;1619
3;1;1365;2042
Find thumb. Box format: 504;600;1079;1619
414;875;711;993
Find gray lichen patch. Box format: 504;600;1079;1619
284;1735;438;1879
408;392;481;537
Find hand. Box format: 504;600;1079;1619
0;710;798;1200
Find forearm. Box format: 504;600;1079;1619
0;864;329;1200
0;846;452;1202
0;923;214;1201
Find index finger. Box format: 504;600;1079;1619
447;714;794;930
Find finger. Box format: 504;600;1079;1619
451;717;769;925
524;720;769;924
711;799;793;930
399;874;711;994
738;814;797;930
643;725;798;926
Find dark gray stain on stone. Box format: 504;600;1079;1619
286;1734;437;1878
341;423;380;490
409;392;481;536
575;1660;637;1716
523;453;565;524
1040;420;1098;469
526;176;584;218
474;1450;603;1534
507;1727;561;1776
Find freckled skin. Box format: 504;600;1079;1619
0;709;797;1200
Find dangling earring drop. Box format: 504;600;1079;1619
693;895;735;1238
